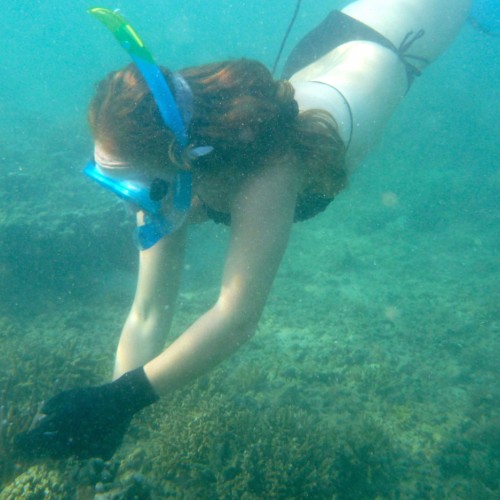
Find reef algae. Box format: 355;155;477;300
138;382;400;499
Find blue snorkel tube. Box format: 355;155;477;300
88;7;188;146
86;8;205;250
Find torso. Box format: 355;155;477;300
290;41;407;170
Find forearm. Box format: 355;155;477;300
143;302;257;395
113;309;176;379
114;226;186;379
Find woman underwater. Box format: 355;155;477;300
16;0;471;460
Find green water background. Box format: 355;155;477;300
0;1;498;497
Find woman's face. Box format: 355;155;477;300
87;142;192;249
92;142;176;214
94;142;174;182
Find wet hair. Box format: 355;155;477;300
88;58;347;199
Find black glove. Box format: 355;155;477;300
14;367;158;460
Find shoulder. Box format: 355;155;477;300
233;153;302;208
223;155;301;241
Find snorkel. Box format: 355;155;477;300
85;8;210;250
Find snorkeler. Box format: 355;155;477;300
15;0;471;460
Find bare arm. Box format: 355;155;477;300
113;222;186;379
144;156;300;395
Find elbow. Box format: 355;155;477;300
229;311;260;345
213;297;262;345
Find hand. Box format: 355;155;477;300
14;367;158;460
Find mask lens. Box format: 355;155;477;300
150;178;170;201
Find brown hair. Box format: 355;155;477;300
88;59;347;200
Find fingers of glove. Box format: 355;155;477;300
14;424;72;459
13;397;90;460
14;410;132;461
13;383;132;461
14;418;130;461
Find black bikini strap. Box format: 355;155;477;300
282;10;429;91
395;29;430;87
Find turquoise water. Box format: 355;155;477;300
0;1;498;498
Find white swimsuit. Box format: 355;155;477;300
287;0;471;169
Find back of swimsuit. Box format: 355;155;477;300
282;10;424;89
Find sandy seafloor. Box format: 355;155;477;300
0;6;499;500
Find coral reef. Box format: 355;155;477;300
436;402;500;496
0;314;113;494
0;466;72;500
115;366;402;499
0;374;33;488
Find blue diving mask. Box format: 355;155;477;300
84;159;191;250
85;8;212;249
